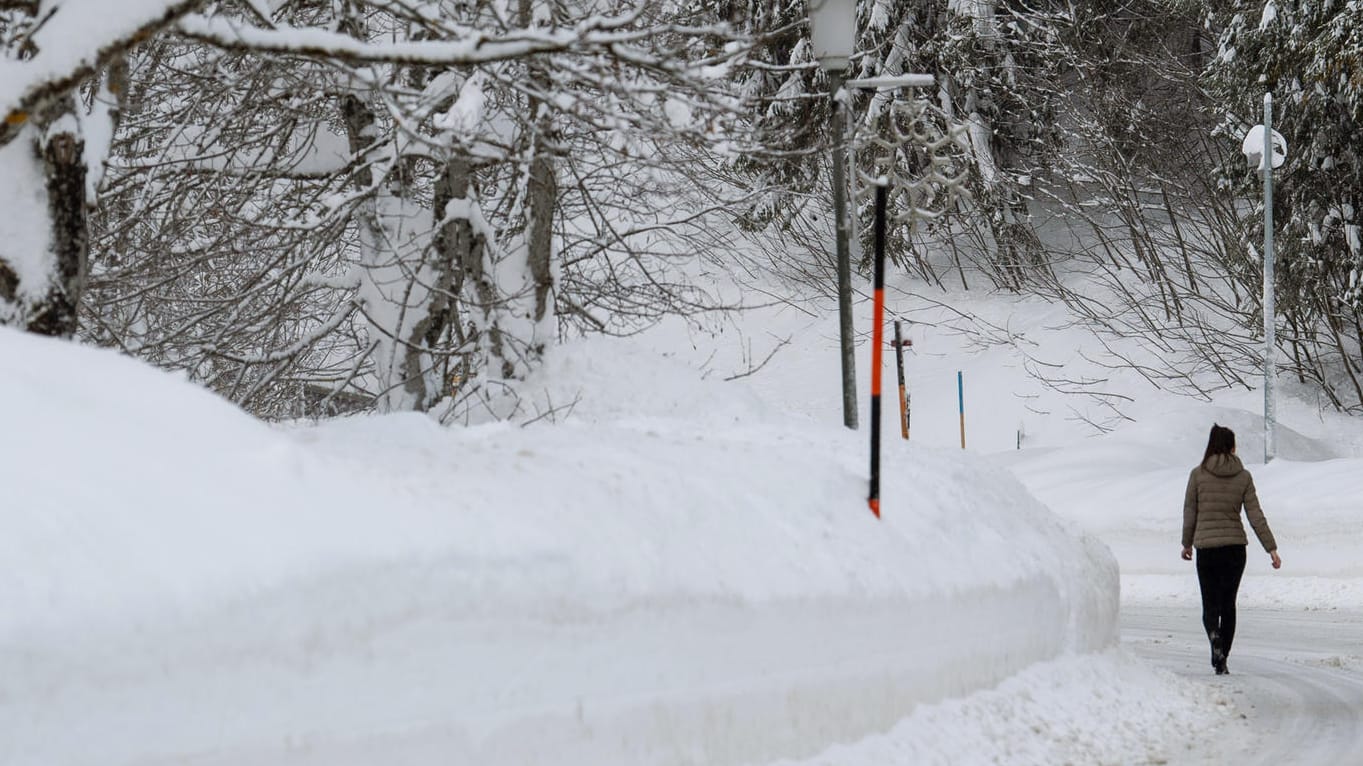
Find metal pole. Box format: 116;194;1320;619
905;378;912;442
893;321;909;440
829;69;858;430
1264;92;1277;464
868;184;888;518
958;370;965;449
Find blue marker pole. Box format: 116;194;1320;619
957;371;965;449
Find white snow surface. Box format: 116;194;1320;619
0;321;1124;765
11;261;1363;763
773;649;1233;766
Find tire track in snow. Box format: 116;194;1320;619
1123;606;1363;765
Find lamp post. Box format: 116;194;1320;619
1241;94;1286;464
808;0;858;430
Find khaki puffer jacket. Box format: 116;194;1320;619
1182;453;1277;552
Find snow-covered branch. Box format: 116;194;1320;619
175;12;734;70
0;0;200;149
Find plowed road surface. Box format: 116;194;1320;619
1123;606;1363;765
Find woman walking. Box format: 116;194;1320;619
1181;424;1282;675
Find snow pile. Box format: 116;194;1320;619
1;325;1119;765
774;650;1239;766
0;327;433;640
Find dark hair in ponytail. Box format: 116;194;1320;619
1202;424;1236;467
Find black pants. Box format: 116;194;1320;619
1196;544;1247;656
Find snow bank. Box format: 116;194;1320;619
0;327;1117;765
773;650;1239;766
0;328;443;640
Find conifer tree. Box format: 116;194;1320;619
1206;0;1363;409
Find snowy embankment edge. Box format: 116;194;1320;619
0;329;1120;764
252;415;1123;762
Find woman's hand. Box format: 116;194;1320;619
1181;546;1193;561
1271;550;1282;569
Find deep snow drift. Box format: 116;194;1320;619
0;314;1155;766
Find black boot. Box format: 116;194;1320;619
1210;630;1228;674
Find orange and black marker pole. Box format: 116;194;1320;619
893;321;911;440
868;184;888;518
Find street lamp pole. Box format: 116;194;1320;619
808;0;859;430
829;69;857;429
1241;96;1286;464
1262;92;1277;464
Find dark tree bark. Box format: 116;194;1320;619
447;154;508;378
521;0;556;332
411;154;474;408
27;96;88;337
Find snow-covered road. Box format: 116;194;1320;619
1123;605;1363;765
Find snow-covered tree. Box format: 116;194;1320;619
85;0;755;419
844;0;1062;288
0;0;197;336
720;0;830;230
1207;0;1363;410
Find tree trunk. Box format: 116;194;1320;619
526;120;555;327
1;45;126;335
339;3;450;411
27;97;87;337
426;154;479;397
522;0;556;348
